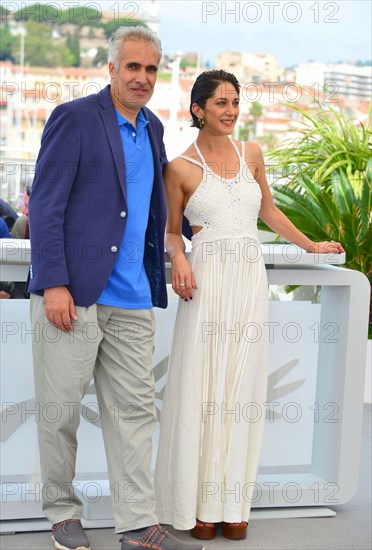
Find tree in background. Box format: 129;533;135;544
2;5;146;67
250;101;263;117
0;25;16;61
11;20;73;67
66;29;80;67
56;6;102;27
13;3;60;24
93;47;108;67
103;18;145;38
180;59;197;69
238;121;250;141
12;4;102;28
259;132;279;153
238;102;264;141
0;5;10;19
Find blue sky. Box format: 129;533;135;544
7;0;372;68
158;0;371;67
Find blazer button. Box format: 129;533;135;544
111;246;118;253
120;211;127;218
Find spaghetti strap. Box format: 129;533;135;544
229;138;242;160
192;141;207;165
241;140;245;159
178;155;203;169
194;138;243;167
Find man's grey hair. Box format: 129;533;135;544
108;26;162;71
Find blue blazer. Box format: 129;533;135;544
28;85;168;308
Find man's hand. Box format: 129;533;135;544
44;286;78;332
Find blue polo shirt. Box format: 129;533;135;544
97;109;154;309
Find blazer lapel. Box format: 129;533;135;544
98;86;127;202
145;114;162;191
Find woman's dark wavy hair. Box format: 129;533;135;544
190;69;241;129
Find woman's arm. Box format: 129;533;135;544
248;142;345;254
164;161;197;300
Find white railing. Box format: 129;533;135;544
1;237;370;530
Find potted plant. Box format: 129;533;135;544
259;100;372;338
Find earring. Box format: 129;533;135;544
198;116;205;128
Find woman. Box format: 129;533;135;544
154;70;344;541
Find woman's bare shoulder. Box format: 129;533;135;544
237;140;262;153
165;157;187;176
165;156;193;180
230;139;261;155
166;145;201;174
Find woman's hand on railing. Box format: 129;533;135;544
306;241;345;254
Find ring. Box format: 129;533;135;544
179;283;185;287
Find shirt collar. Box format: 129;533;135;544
115;109;149;132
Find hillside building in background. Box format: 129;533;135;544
295;62;372;100
217;50;284;83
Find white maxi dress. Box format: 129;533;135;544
155;139;269;529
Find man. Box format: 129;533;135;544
28;26;203;550
0;198;18;231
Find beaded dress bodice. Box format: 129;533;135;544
180;139;262;244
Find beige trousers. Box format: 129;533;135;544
30;294;157;533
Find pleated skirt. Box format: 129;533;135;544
155;235;269;530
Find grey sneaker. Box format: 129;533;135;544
51;519;91;550
120;524;204;550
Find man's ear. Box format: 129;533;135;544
108;62;116;79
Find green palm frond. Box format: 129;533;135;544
268;169;371;276
272;183;331;234
331;170;356;215
268;99;372;188
284;285;300;294
318;158;352;185
264;99;371;337
361;158;372;231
